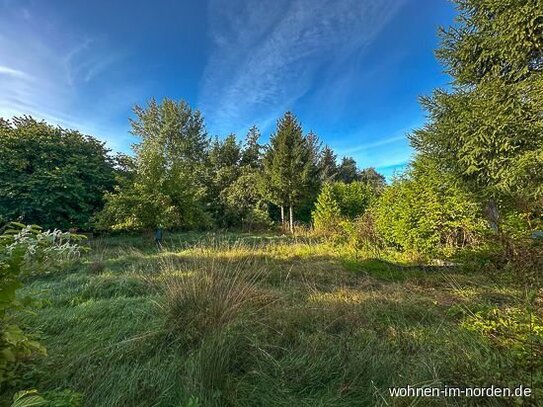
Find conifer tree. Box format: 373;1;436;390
263;112;313;232
302;131;324;209
319;145;338;183
337;157;359;183
240;125;262;169
410;0;543;225
312;183;342;235
359;167;386;193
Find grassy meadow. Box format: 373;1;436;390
2;231;540;406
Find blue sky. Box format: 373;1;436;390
0;0;456;178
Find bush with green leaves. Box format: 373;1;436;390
11;389;83;407
330;181;375;219
461;305;543;391
0;117;115;230
371;158;487;258
312;181;375;236
223;171;272;231
1;223;85;386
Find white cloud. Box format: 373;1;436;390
0;65;33;80
0;3;138;152
341;135;407;155
199;0;404;135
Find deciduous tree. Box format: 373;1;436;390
0;116;115;230
98;99;211;230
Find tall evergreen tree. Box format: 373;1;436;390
290;131;325;224
337;157;359;183
359;167;386;193
263;112;313;232
240;125;262;169
410;0;543;227
319;145;338;183
301;131;324;216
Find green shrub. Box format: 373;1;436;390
0;223;85;386
339;213;384;255
461;306;543;390
371;158;487;258
331;181;375;219
312;183;342;235
312;181;375;237
11;388;83;407
242;207;273;232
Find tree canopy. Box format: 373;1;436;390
98;98;211;230
410;0;543;220
263;112;316;231
0;116;115;230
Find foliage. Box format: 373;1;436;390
11;390;46;407
1;108;377;233
312;181;376;238
0;117;115;230
11;389;83;407
1;223;85;387
339;213;384;255
206;135;243;227
206;127;272;230
262;112;319;231
371;157;487;257
461;306;543;389
336;157;358;183
318;146;338;183
358;167;386;194
223;171;272;231
97;99;211;231
240;126;262;169
312;184;342;235
410;0;543;217
331;181;375;219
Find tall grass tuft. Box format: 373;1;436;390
157;240;265;344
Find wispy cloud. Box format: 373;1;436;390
0;65;33;80
199;0;404;135
341;135;406;155
0;1;139;152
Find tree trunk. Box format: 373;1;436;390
484;199;500;233
280;205;285;231
289;205;294;234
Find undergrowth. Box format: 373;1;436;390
0;232;540;406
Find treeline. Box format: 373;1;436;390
0;108;384;233
1;0;541;260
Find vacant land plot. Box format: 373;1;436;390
3;232;540;406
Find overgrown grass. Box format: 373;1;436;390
1;232;540;406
